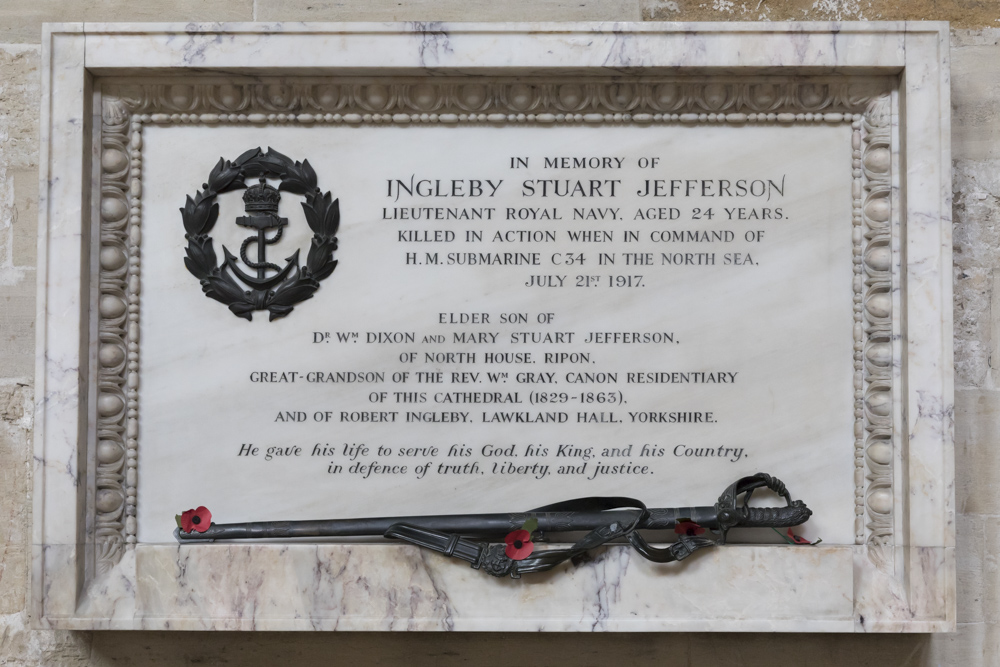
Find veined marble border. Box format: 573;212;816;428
35;23;954;632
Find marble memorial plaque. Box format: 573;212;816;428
137;121;855;544
34;23;954;631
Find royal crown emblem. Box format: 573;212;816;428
242;178;282;212
180;147;339;321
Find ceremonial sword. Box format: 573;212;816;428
175;472;812;578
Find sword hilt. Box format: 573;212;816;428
715;472;812;536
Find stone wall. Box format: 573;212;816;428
1;3;997;664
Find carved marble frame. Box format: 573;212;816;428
35;23;953;632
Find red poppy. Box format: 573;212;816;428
674;521;705;537
504;529;534;560
787;528;819;545
179;506;212;533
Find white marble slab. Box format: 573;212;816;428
135;122;855;546
34;22;954;632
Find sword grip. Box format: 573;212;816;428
737;501;812;528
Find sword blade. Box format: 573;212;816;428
175;505;720;542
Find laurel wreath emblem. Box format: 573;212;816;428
180;147;339;321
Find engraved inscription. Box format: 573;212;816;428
96;77;893;568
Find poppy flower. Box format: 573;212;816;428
786;528;821;545
771;527;820;545
504;529;534;560
179;506;212;533
674;521;705;537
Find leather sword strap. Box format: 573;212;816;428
386;495;719;578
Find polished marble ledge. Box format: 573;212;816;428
30;543;952;631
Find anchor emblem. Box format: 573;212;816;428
223;178;299;291
180;147;340;321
